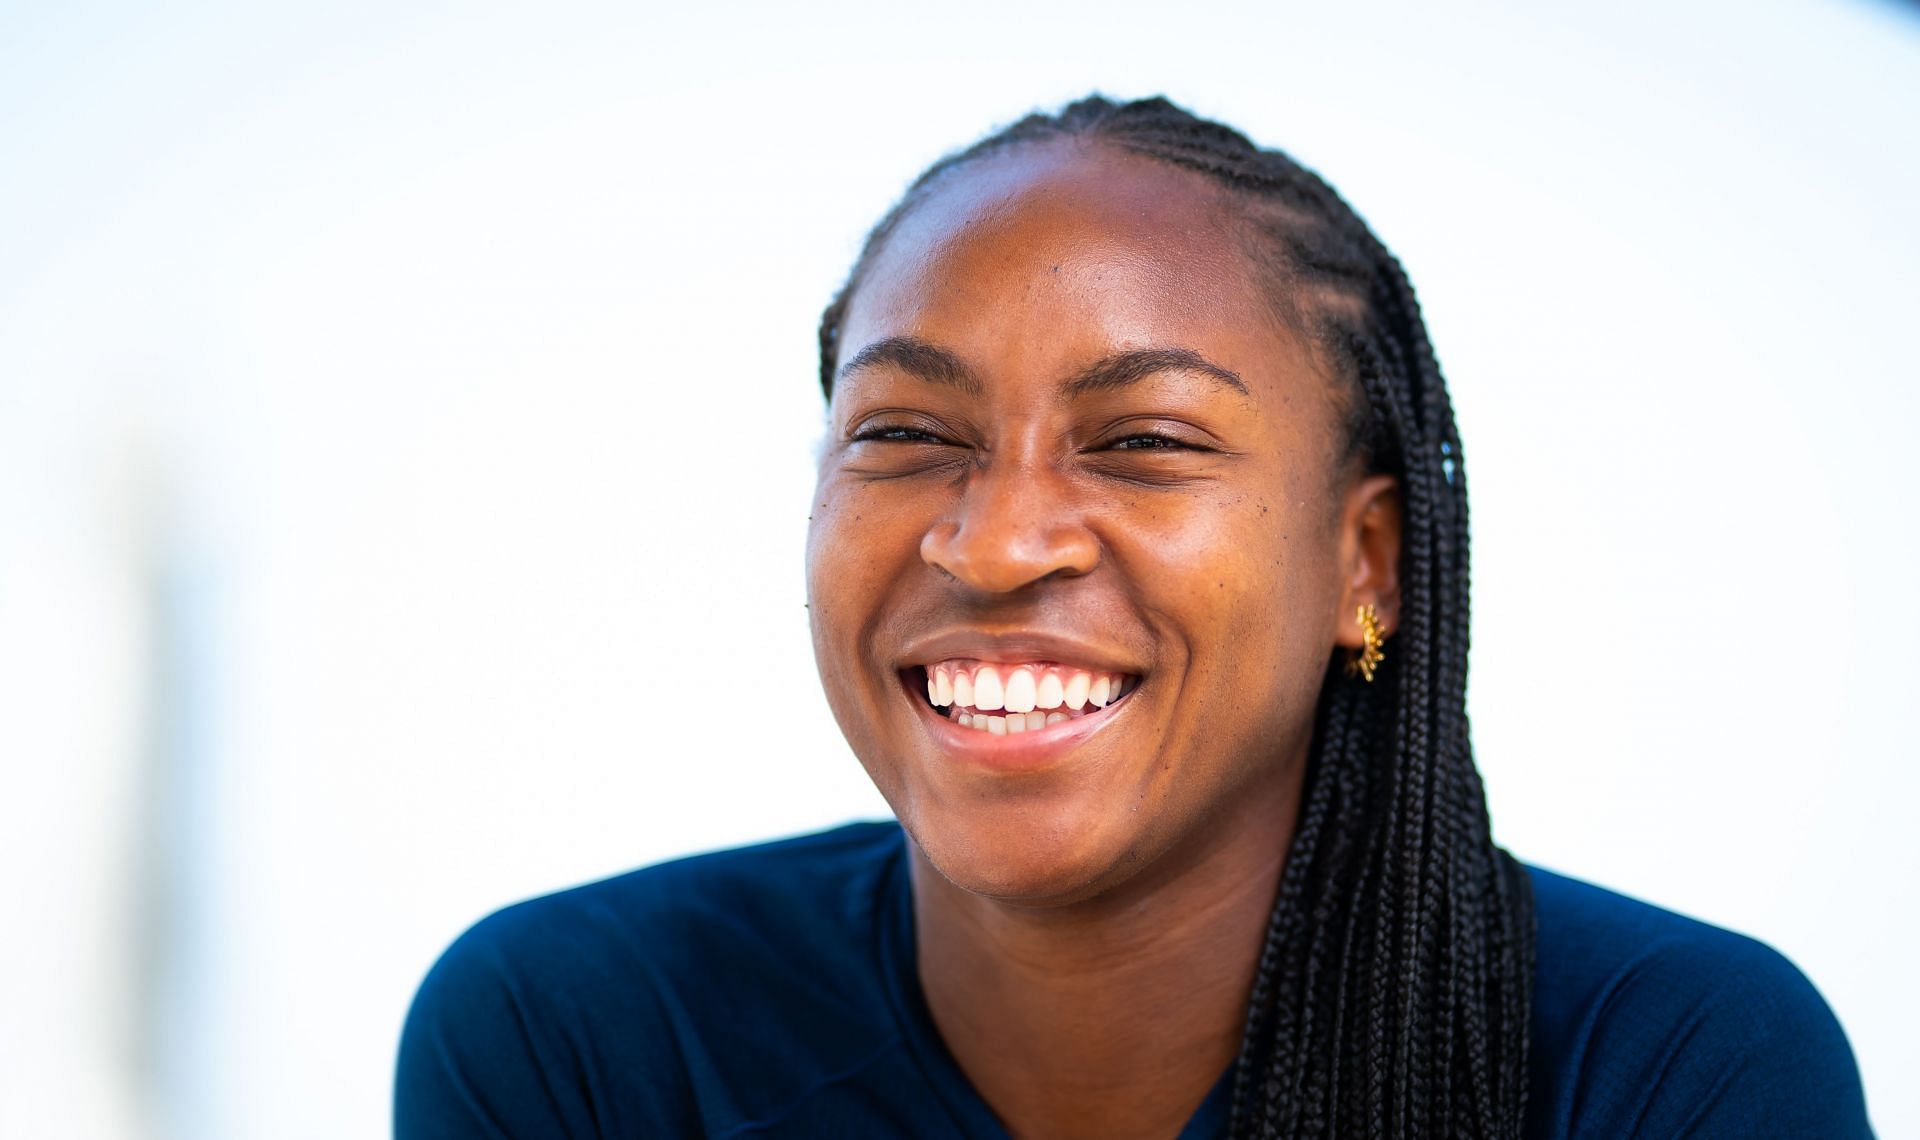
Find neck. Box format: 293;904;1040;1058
910;776;1298;1140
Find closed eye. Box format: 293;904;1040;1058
840;418;971;480
1109;432;1202;451
1082;421;1232;487
851;425;950;444
1100;426;1223;454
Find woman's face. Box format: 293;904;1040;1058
808;139;1377;905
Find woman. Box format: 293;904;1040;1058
396;97;1871;1138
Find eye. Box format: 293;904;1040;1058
1099;424;1219;454
839;416;970;480
1082;421;1230;487
851;424;949;444
1108;432;1198;451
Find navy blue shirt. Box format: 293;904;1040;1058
395;822;1871;1138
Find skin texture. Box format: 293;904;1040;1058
806;138;1403;1139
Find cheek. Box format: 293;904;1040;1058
1133;488;1340;715
806;474;936;809
806;478;871;661
1122;483;1327;619
805;474;920;705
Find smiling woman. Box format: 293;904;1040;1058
394;97;1872;1140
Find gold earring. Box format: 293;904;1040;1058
1346;603;1385;682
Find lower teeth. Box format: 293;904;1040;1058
953;709;1078;733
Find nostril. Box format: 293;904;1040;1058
920;519;1101;595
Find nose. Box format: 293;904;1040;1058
919;462;1100;594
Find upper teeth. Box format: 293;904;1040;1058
924;661;1132;714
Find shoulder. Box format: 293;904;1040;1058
415;819;905;1019
396;821;909;1139
1523;865;1871;1139
468;818;905;965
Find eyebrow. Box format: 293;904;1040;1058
837;336;1248;398
838;337;981;395
1063;347;1248;397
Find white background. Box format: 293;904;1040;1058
2;1;1915;1136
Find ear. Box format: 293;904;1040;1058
1333;472;1402;649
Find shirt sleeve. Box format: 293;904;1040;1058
1567;931;1873;1139
394;910;595;1140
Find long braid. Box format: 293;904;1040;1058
817;95;1537;1140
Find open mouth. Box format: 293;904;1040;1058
907;660;1141;735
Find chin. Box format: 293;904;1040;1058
901;794;1150;907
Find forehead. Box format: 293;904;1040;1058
840;138;1318;396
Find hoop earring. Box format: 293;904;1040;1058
1346;603;1385;682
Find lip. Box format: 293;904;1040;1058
896;628;1144;676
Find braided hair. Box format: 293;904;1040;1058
816;96;1536;1140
